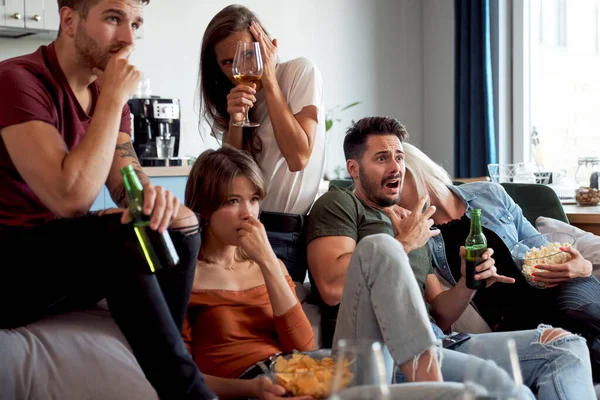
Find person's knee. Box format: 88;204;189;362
170;205;199;231
355;234;405;259
539;328;573;344
537;326;591;364
355;234;410;273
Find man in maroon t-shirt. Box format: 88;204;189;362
0;1;215;399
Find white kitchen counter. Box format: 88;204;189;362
143;166;191;177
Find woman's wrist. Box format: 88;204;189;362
456;276;476;292
257;253;280;272
261;73;279;91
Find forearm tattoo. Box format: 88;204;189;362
112;141;151;207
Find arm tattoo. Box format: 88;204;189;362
115;141;138;159
111;141;151;207
110;185;128;208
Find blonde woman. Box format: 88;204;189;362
400;142;600;380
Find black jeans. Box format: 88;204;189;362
497;276;600;381
0;213;215;400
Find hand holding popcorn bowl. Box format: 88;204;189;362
509;232;576;289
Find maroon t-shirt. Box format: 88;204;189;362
0;42;131;229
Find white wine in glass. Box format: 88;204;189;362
232;41;263;128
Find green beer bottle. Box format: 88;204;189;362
465;208;487;290
120;164;179;272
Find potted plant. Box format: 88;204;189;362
324;101;360;180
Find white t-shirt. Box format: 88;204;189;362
252;57;326;215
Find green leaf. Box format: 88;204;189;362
325;119;333;132
340;101;361;111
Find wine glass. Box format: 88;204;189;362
231;41;263;128
328;339;391;400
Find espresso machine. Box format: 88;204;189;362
128;97;183;166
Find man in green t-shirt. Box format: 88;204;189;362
307;117;506;331
305;116;595;398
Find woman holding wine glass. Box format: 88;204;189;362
198;5;326;283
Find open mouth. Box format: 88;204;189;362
384;180;399;189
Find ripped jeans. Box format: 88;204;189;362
426;324;595;400
332;234;595;400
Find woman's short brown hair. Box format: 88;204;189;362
185;146;265;261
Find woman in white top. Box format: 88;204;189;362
198;5;326;282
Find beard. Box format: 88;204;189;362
358;167;401;207
74;23;120;71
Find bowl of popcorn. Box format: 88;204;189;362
510;232;575;288
576;187;600;206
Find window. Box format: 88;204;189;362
513;0;600;182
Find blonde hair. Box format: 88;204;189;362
403;143;453;201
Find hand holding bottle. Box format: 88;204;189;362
120;165;179;272
120;182;181;233
459;246;515;289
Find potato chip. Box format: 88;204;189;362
273;354;353;399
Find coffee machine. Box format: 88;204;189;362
128;97;182;166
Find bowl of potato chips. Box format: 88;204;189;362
270;350;353;399
510;232;575;288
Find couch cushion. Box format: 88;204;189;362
536;216;600;277
0;301;157;400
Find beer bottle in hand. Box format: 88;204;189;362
120;164;180;272
465;208;487;290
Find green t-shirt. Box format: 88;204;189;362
307;185;434;300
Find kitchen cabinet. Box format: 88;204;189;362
1;0;25;28
1;0;58;34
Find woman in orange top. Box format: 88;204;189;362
183;145;314;399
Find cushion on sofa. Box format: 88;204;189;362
0;301;157;400
536;216;600;277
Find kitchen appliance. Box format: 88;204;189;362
128;97;182;166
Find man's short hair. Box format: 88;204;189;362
57;0;150;18
343;116;409;162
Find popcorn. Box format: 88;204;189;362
520;242;572;287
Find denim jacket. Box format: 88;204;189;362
428;182;539;285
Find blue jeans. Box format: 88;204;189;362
428;325;595;400
497;276;600;381
266;229;307;283
332;234;595;400
551;276;600;380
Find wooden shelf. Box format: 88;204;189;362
562;204;600;235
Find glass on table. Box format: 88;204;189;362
328;339;390;400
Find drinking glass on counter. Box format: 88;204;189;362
156;136;175;159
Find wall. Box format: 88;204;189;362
422;0;456;175
0;0;431;178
